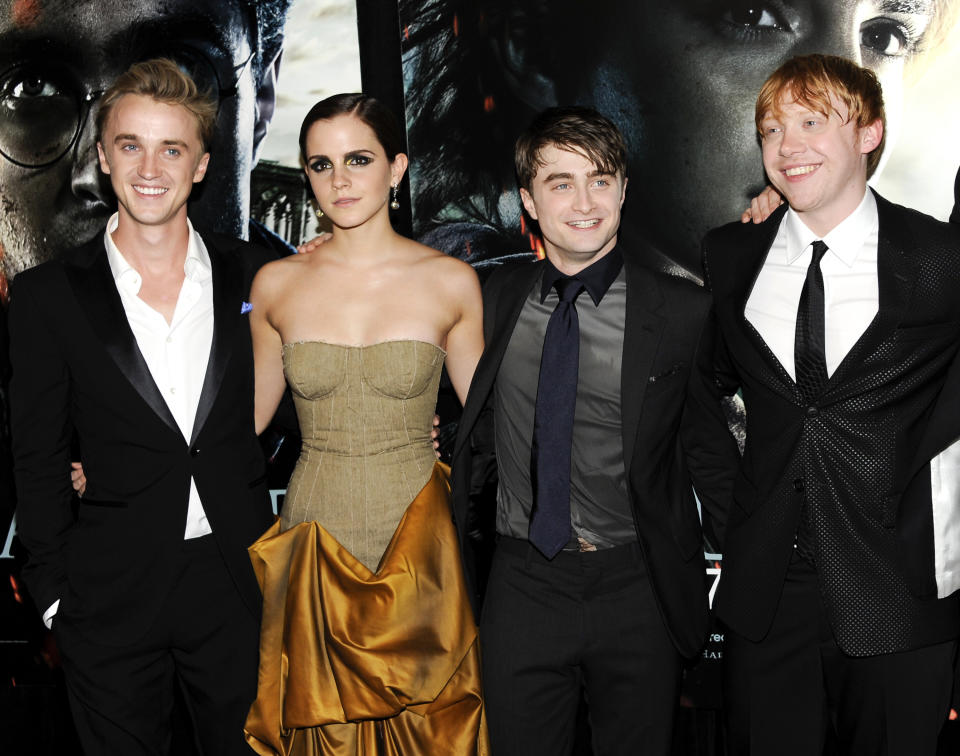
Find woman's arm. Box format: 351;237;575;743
250;266;289;435
443;262;485;406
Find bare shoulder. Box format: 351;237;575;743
251;253;309;298
403;238;480;293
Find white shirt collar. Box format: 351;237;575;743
103;213;211;296
784;188;878;268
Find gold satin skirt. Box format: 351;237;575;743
244;462;489;755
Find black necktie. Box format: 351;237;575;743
529;277;585;558
794;240;829;403
793;240;828;562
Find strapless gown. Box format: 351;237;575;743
244;340;488;755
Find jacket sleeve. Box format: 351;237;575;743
682;241;746;550
701;237;743;397
682;303;741;551
9;272;75;615
465;265;505;539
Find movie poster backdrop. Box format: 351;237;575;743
399;1;960;273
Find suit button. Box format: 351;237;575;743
793;478;804;493
806;406;819;417
190;448;200;457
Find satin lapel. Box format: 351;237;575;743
732;206;796;392
826;194;915;395
190;239;242;445
63;239;180;435
621;261;664;472
454;261;543;456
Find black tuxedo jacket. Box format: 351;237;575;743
451;253;738;658
703;191;960;656
10;232;275;645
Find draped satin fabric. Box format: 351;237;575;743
244;463;488;755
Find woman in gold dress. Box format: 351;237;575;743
243;94;487;755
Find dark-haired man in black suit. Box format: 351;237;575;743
704;54;960;755
451;106;737;756
9;59;273;755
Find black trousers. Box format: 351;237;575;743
54;535;259;756
723;551;957;756
480;537;681;756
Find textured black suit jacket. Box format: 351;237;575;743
10;232;275;645
451;253;738;658
703;191;960;656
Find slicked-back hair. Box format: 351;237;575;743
515;106;627;192
756;54;886;178
96;58;218;151
299;93;405;164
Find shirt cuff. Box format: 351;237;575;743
42;598;60;629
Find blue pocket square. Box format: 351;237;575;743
241;301;253;315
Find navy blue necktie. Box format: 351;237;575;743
529;277;585;558
795;240;829;404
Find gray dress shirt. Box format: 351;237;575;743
494;248;635;550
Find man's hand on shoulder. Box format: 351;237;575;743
741;186;784;224
296;233;333;254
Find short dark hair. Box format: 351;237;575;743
514;106;627;192
756;54;886;178
299;93;405;163
96;59;219;150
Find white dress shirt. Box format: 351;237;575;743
104;213;214;539
930;450;960;597
43;215;215;627
745;188;960;598
745;188;879;379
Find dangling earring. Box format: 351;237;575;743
390;184;400;210
315;206;324;219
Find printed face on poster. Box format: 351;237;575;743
0;0;361;290
399;0;960;279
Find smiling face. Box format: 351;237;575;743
303;113;407;231
0;0;270;281
543;0;936;273
519;144;626;271
96;94;210;231
761;94;882;235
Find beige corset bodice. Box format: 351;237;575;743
279;339;444;570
